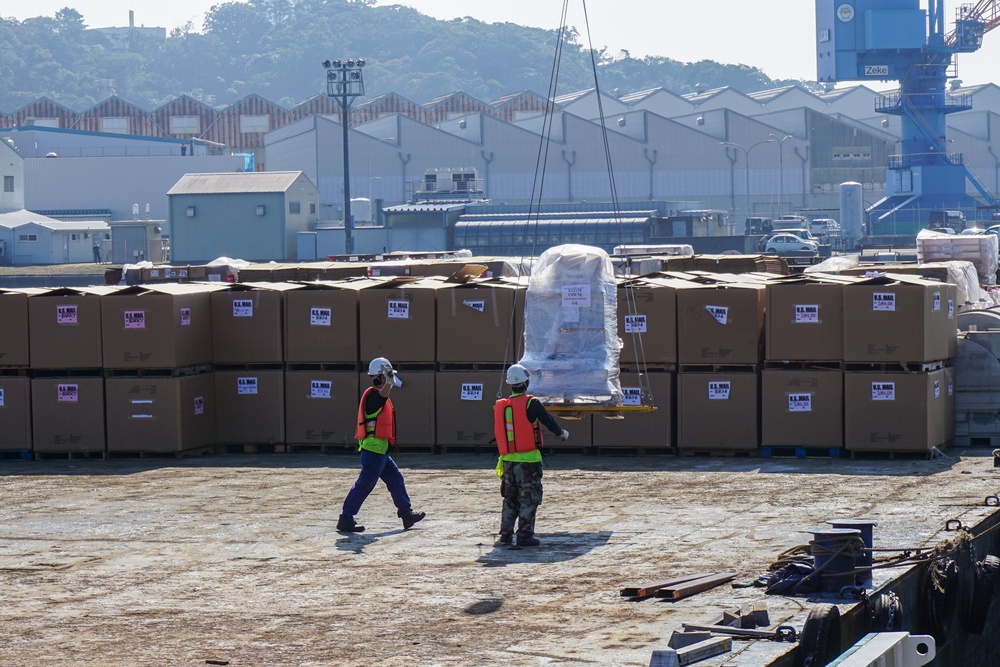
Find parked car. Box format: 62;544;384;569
779;228;818;241
960;227;986;235
928;210;966;229
809;218;839;235
928;227;957;235
764;233;819;257
745;216;773;234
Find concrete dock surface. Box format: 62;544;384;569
1;449;997;665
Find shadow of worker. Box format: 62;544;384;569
476;531;613;568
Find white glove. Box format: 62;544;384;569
382;367;395;381
559;429;570;442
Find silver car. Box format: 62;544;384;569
764;233;819;256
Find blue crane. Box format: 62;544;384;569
817;0;1000;233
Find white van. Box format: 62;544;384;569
809;218;839;235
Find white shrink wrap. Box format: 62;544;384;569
520;244;623;405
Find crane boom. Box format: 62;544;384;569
945;0;1000;46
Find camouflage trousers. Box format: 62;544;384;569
500;460;544;540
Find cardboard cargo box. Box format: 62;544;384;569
434;371;502;447
359;370;435;446
617;278;683;367
358;278;437;364
942;366;955;447
102;284;224;369
28;286;117;369
105;373;216;452
0;377;31;450
678;372;758;451
284;282;360;365
842;275;955;364
0;289;30;367
766;275;853;362
592;371;672;448
844;368;949;452
761;369;843;448
676;282;766;365
284;370;359;446
436;279;524;364
31;377;106;453
215;369;284;444
211;282;303;364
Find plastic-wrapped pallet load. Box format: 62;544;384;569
916;229;999;284
520;244;623;405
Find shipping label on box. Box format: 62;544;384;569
562;284;591;308
310;307;332;326
794;305;820;323
624;314;647;333
237;377;258;395
948;299;954;320
58;383;79;402
872;382;895;401
0;387;4;407
623;387;642;406
788;393;812;412
872;292;896;311
233;300;254;317
933;292;941;312
708;381;731;400
57;304;78;325
387;300;410;319
311;380;332;399
463;300;485;313
124;310;146;329
460;383;484;401
194;396;204;415
934;380;940;399
180;307;191;326
706;305;728;324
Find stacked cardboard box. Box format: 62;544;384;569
676;280;765;451
842;275;957;452
0;290;33;451
27;287;115;453
101;284;223;453
211;283;298;445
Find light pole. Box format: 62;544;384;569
769;133;793;217
323;57;365;254
721;138;775;223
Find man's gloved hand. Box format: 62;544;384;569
559;429;570;441
382;366;395;381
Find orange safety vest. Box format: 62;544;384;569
355;386;396;443
494;394;543;455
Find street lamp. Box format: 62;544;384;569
769;133;793;217
721;138;775;224
323;57;366;254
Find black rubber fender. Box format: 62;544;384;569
797;603;842;667
967;555;999;635
871;591;902;632
922;557;959;646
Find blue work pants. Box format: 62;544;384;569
342;449;412;517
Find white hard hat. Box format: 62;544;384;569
505;364;530;385
368;357;392;376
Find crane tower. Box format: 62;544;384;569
816;0;1000;232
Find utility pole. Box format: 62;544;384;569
323;58;365;254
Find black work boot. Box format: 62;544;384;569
495;532;513;546
337;514;365;533
517;535;540;547
398;508;426;530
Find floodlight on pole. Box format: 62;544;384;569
323;57;366;254
769;134;793;217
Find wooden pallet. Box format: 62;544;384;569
104;445;217;459
846;447;946;461
760;445;843;459
676;449;757;458
763;360;843;371
843;360;947;373
678;363;760;374
103;364;213;378
0;450;32;460
33;450;106;460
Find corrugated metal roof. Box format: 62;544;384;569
0;209;63;229
167;171;304;195
455;216;651;226
24;220;110;231
458;211;655;222
383;203;468;213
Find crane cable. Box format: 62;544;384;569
498;0;654;410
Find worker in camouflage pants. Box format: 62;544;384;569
493;364;569;547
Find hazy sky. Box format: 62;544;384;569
6;0;998;87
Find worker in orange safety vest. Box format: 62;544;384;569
493;364;568;547
337;357;425;533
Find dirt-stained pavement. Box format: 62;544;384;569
0;450;997;666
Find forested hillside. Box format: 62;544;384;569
0;0;809;111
